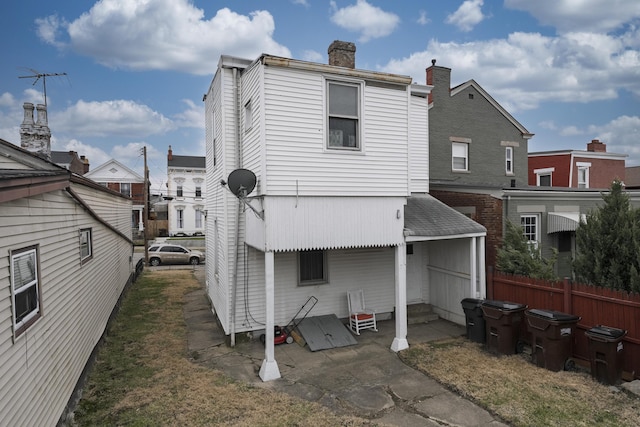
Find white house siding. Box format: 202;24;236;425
262;66;410;197
240;60;263;178
409;95;429;193
0;188;132;426
426;239;472;325
232;245;395;332
246;196;405;252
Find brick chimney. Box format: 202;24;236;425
328;40;356;69
20;102;51;160
168;145;173;161
426;59;451;105
80;155;90;174
587;139;606;152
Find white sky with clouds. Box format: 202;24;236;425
1;0;640;192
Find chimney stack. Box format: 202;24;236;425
328;40;356;69
587;139;606;152
20;102;51;160
168;145;173;161
80;155;90;174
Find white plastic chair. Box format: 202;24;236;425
347;290;377;335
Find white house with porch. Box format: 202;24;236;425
204;41;486;381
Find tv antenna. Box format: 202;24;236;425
18;69;68;108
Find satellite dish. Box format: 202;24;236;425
227;168;256;197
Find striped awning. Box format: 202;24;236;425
547;212;586;234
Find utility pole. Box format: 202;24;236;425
143;146;149;265
18;70;67;108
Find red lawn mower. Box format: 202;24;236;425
260;296;318;346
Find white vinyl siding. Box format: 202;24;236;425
409;94;429;193
0;185;132;426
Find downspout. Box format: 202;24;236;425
230;67;242;347
568;152;574;188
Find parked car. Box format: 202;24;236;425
148;244;205;266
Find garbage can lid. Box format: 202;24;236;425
587;325;626;339
481;299;526;311
527;308;580;322
461;298;484;308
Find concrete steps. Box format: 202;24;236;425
407;303;439;325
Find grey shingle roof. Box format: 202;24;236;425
404;195;486;238
168;155;205;168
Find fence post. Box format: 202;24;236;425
487;266;494;300
563;277;572;314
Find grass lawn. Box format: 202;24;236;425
400;339;640;427
71;270;372;426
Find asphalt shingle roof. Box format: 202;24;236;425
404;195;486;238
168;155;205;168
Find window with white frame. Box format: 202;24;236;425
520;215;539;249
177;185;183;198
452;142;469;171
299;250;327;285
80;228;93;262
577;162;591;188
195;186;202;198
195;209;203;228
120;182;131;197
177;209;184;228
327;81;360;149
11;246;42;336
534;167;554;186
505;147;514;175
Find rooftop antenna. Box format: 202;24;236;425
18;69;68;108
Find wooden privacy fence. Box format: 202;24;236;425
488;268;640;380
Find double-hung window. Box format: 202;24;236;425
505;147;514;175
195;209;203;228
520;215;539;250
80;228;93;263
299;250;327;285
577;162;591;188
195;186;202;198
452;142;469;171
120;182;131;197
11;246;42;336
177;185;183;198
177;209;184;229
327;81;360;150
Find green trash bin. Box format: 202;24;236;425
481;300;527;355
585;325;627;385
461;298;485;343
525;309;581;371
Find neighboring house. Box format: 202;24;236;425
503;187;640;279
426;61;533;268
528;139;626;188
84;159;146;237
0;138;134;425
166;146;206;236
51;150;90;175
205;41;487;381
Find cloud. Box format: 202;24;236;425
330;0;400;42
291;0;309;6
54;138;111;169
589;115;640;164
173;99;204;129
0;93;15;107
51;100;176;138
505;0;640;33
417;10;430;26
380;29;640;112
302;49;324;62
446;0;486;32
36;0;290;75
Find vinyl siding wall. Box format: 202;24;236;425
0;185;132;426
410;95;429;193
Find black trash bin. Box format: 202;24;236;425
481;300;527;355
461;298;485;343
525;309;581;371
585;325;627;385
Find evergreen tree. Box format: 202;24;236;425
497;219;557;280
574;179;640;292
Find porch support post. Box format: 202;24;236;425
470;237;477;298
478;236;486;298
259;251;281;381
391;243;408;352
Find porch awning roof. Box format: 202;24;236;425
404;195;486;241
547;212;586;234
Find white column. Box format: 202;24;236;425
470;237;477;298
259;251;281;381
137;207;144;231
391;243;408;352
478;236;486;298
